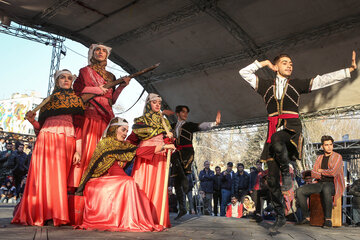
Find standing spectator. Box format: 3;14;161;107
0;137;6;152
213;166;222;216
348;179;360;226
220;162;234;216
226;195;243;218
1;144;14;182
233;163;250;200
168;187;178;213
250;161;269;222
199;160;214;215
10;143;28;193
249;166;258;192
186;173;196;214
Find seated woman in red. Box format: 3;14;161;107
75;117;175;232
12;70;85;226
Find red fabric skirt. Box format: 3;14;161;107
12;131;75;226
68;117;108;187
132;153;170;228
79;165;163;232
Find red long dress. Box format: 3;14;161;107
128;133;171;228
68;66;125;187
79;147;163;232
12;115;75;226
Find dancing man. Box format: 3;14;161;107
171;105;220;220
239;51;356;231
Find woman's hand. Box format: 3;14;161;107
163;144;176;151
25;111;36;123
73;152;81;165
99;85;108;95
166;132;173;139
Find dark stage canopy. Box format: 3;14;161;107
1;0;360;123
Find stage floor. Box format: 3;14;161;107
1;204;359;240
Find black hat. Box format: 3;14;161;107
227;162;233;167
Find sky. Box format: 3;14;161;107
0;26;148;128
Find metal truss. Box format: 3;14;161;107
33;0;75;20
140;13;360;84
0;23;66;95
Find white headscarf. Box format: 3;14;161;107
102;117;129;138
143;93;162;114
54;69;74;81
88;43;112;65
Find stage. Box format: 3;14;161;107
0;204;358;240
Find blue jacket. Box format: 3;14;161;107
232;171;250;195
221;170;234;191
199;169;215;193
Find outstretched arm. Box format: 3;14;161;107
239;60;276;89
198;110;221;131
311;51;357;91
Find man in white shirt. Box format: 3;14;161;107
239;51;357;231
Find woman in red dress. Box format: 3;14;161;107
127;93;173;228
12;70;85;226
68;44;131;188
75;117;174;231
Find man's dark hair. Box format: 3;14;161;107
227;162;233;167
273;53;291;65
231;194;238;199
255;160;261;165
215;166;221;170
175;105;190;114
321;135;334;144
17;143;24;149
237;163;244;168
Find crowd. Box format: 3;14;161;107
0;129;34;203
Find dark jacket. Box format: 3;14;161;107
349;179;360;209
221;170;234;191
213;174;222;192
249;170;258;191
199;169;215;193
232;171;250;194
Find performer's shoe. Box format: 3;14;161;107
250;214;263;223
295;218;310;225
322;220;332;229
281;172;292;191
269;215;286;232
175;209;187;220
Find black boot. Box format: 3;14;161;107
269;214;287;232
175;209;187;220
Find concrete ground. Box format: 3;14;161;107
1;203;359;240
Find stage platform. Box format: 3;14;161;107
0;204;359;240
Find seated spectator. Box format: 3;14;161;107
348;179;360;226
232;163;250;201
242;195;256;217
220;162;234;216
199;160;214;215
226;195;243;218
168;187;178;213
296;135;344;228
0;179;17;203
16;175;27;203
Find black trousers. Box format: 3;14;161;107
213;190;221;216
296;182;335;219
266;130;295;216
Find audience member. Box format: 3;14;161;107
10;143;28;192
199;160;214;215
0;137;6;152
0;178;17;203
242;195;256;217
226;195;243;218
220;162;234;216
348;179;360;226
213;166;222;216
232;163;250;200
250;160;269;222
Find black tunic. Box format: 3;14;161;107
256;77;313;161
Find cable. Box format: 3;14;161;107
115;88;146;114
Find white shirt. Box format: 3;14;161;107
231;202;241;218
239;60;351;99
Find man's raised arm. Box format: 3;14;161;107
239;60;276;89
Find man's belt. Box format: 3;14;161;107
176;144;193;150
267;114;299;143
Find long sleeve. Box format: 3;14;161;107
321;154;343;177
311;156;322;179
311;68;351;91
135;146;156;161
198;122;216;131
239;60;263;89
